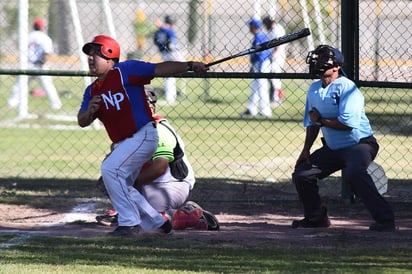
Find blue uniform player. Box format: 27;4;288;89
241;18;272;118
78;35;207;237
291;45;396;232
154;15;186;104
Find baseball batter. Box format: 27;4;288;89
77;35;207;237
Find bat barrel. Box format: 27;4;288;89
207;28;311;67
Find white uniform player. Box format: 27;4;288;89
8;18;62;110
263;16;287;107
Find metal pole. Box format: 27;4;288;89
341;0;356;81
373;0;381;80
17;0;29;118
299;0;314;50
313;0;326;44
103;0;116;39
202;0;212;99
69;0;91;88
253;0;261;19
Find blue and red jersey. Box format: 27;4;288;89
80;60;156;143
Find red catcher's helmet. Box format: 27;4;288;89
82;35;120;59
33;18;46;29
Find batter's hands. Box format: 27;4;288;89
77;95;101;127
190;61;209;73
309;107;321;124
88;95;101;115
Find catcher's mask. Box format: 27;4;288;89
145;86;157;112
306;45;344;76
145;88;157;105
82;35;120;61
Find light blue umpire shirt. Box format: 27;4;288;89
303;76;374;150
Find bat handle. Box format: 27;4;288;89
206;59;225;68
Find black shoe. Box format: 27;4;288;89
369;222;396;232
160;220;173;234
291;217;331;228
108;226;140;237
240;110;254;118
96;213;118;227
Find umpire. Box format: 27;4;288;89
291;45;396;232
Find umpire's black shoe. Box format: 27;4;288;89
108;226;140;237
291;217;331;228
369;221;396;232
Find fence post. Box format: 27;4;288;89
341;0;358;81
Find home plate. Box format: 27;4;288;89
58;203;98;223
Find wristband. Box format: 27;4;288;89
315;117;323;127
187;61;194;71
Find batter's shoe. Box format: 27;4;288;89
291;217;331;228
160;220;173;234
369;221;396;232
96;209;118;226
108;226;140;237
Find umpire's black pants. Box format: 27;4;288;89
292;136;395;224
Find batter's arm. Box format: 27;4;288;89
154;61;208;76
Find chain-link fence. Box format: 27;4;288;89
0;1;411;203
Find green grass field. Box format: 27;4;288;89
0;234;411;273
0;75;411;181
1;75;411;273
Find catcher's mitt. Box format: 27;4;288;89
195;209;220;231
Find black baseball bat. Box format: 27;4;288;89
206;28;311;68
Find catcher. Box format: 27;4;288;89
96;88;219;231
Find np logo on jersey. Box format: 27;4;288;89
102;90;125;111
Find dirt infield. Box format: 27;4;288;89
1;177;412;247
1;200;411;247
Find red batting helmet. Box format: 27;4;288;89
82;35;120;59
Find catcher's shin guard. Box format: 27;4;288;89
172;207;203;229
172;201;220;230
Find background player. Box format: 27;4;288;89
262;16;286;107
8;18;62;110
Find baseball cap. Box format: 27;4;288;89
247;18;262;28
33;18;46;29
165;15;176;24
324;46;346;76
330;47;344;66
262;16;275;29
